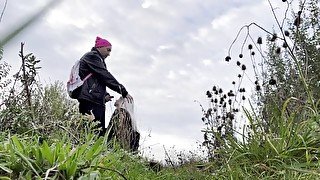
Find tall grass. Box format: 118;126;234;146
217;99;320;179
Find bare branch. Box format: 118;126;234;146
281;0;291;28
228;22;282;56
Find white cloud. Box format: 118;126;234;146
202;59;212;66
211;11;238;30
166;70;176;80
156;44;175;52
141;0;159;9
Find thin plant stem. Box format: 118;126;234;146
0;0;7;23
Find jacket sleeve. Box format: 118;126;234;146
83;54;128;97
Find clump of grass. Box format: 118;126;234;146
216;98;320;179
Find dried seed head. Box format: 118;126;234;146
212;86;217;91
223;103;226;108
251;51;255;56
241;64;246;71
205;113;209;118
206;91;212;98
248;44;253;50
217;126;222;131
204;133;208;139
225;56;231;62
271;33;277;42
236;61;241;66
284;30;290;36
219;88;223;94
269;78;276;85
228;91;235;97
276;47;281;54
294;11;302;27
257;37;263;44
238;74;242;78
240;88;246;92
242;96;246;100
282;42;288;48
239;54;243;58
282;0;287;2
232;81;236;85
256;85;261;91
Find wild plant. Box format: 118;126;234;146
201;0;320;178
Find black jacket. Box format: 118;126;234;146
77;47;128;106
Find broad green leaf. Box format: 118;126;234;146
10;136;24;153
66;161;78;179
41;141;54;165
85;138;103;161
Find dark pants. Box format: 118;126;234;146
78;100;106;137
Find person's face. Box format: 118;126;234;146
98;46;112;59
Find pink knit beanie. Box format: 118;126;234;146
95;36;112;48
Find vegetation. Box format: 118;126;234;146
0;0;319;179
0;45;211;179
200;0;320;179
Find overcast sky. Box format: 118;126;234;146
1;0;293;161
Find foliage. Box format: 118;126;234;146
200;0;320;178
214;99;320;179
0;133;214;179
0;44;85;144
262;0;320;127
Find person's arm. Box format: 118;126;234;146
84;55;128;97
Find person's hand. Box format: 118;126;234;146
105;94;114;102
125;94;133;103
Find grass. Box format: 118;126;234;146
210;98;320;179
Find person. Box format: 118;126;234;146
77;36;133;137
